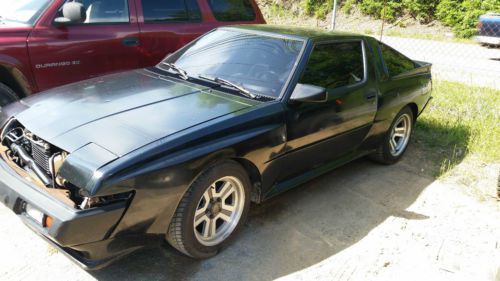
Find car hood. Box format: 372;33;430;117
14;70;257;157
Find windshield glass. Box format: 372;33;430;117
160;29;305;99
0;0;52;25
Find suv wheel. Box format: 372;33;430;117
0;83;19;107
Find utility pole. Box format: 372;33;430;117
331;0;338;30
380;0;387;40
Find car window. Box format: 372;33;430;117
56;0;129;24
207;0;256;22
379;43;416;77
300;41;365;89
163;29;305;99
141;0;201;22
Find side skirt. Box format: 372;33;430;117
262;150;374;201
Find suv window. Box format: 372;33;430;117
56;0;129;24
379;43;416;77
141;0;201;22
207;0;256;22
300;41;365;89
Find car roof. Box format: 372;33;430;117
223;24;367;43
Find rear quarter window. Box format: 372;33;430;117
379;43;416;77
207;0;256;22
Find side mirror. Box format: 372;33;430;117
54;2;86;25
290;83;327;103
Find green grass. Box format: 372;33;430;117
383;30;476;44
414;80;500;175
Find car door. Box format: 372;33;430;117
136;0;208;68
278;40;378;181
28;0;141;91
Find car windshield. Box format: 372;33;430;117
160;29;305;99
0;0;52;25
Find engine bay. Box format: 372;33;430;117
0;119;131;210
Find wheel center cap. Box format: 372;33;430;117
210;201;222;216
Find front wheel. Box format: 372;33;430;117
370;106;414;164
166;161;251;258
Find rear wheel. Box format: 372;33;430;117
0;83;19;107
370;106;414;164
166;161;251;258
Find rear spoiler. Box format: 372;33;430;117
413;60;432;68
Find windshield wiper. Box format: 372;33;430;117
199;74;257;99
161;62;189;80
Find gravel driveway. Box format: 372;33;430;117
1;146;499;281
381;36;500;89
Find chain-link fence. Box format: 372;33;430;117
258;1;500;89
369;13;499;88
342;9;498;89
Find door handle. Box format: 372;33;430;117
122;37;140;47
365;92;377;100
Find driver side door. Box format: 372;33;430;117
278;40;378;181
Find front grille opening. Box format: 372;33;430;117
1;119;65;188
1;119;132;210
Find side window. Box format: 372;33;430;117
207;0;256;22
379;43;416;77
56;0;130;24
141;0;201;22
300;42;365;89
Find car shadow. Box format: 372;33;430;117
89;121;470;281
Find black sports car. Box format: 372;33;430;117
0;25;432;269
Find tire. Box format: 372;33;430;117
0;83;19;107
166;161;251;258
370;106;414;165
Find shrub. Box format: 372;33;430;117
301;0;500;37
437;0;500;38
302;0;334;19
403;0;440;23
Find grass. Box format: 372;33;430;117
383;30;476;44
414;80;500;176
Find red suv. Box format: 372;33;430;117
0;0;265;106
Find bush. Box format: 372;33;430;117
403;0;440;23
302;0;334;19
302;0;499;37
437;0;500;38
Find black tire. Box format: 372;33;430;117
166;161;251;258
370;106;414;165
0;83;19;107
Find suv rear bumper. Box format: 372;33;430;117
476;35;500;45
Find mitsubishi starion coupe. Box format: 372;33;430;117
0;25;432;269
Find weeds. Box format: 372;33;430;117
414;80;500;176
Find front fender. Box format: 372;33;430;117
95;106;285;237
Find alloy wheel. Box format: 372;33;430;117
389;113;412;157
193;176;245;246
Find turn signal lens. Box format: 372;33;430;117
44;216;53;228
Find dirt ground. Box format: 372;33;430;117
1;144;499;281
